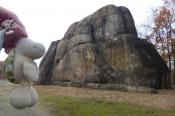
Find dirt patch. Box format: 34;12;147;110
36;85;175;110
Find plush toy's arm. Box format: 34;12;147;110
23;62;39;82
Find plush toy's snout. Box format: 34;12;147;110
16;38;45;59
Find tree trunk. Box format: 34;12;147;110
167;43;171;85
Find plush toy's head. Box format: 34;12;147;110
15;38;45;59
4;38;45;83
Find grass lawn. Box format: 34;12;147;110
41;95;175;116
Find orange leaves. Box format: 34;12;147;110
154;7;172;29
142;0;175;67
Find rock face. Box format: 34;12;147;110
39;40;59;84
39;5;171;89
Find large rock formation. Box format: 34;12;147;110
39;5;171;89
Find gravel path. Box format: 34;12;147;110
0;80;52;116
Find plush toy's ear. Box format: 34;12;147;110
23;62;39;82
4;49;20;84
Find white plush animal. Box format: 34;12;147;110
4;38;45;109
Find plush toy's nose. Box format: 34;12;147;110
33;43;45;59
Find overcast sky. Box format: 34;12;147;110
0;0;163;61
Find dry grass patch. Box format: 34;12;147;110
36;85;175;110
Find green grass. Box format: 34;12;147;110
41;95;175;116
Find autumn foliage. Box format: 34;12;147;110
143;0;175;84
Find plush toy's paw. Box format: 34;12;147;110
23;62;39;82
10;87;39;109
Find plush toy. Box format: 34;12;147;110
4;38;45;109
